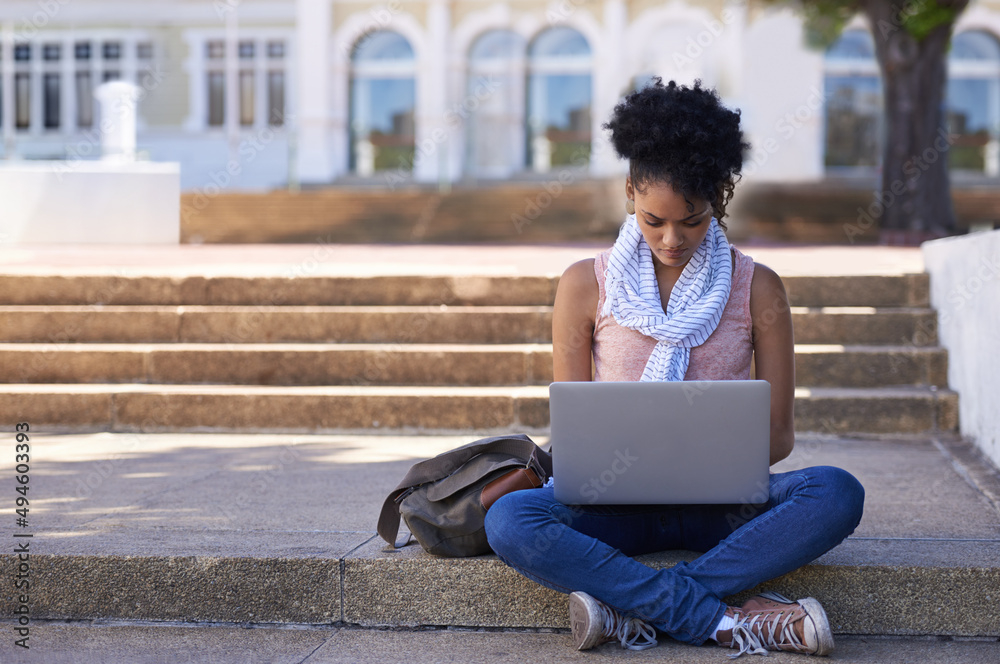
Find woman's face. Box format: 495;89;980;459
627;177;712;272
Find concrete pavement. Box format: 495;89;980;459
1;432;999;633
1;622;998;663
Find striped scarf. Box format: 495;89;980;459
602;214;732;382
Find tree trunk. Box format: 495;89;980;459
862;0;967;243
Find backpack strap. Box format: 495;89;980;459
376;434;542;549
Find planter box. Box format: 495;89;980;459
0;161;180;244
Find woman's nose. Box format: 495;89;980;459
662;225;682;248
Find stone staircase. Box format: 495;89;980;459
2;256;999;646
0;271;956;436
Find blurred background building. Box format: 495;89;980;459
1;0;999;193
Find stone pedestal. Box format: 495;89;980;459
0;161;180;244
95;81;140;162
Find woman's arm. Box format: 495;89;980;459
749;263;796;465
552;259;599;382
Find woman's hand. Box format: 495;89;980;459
552;259;599;382
750;263;796;465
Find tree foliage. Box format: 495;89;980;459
784;0;963;49
766;0;971;237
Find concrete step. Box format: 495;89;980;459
347;538;1000;636
1;433;997;638
0;305;553;344
792;345;948;388
0;384;958;434
782;273;929;308
0;343;947;389
789;307;937;346
0;305;937;346
10;540;997;635
0;343;552;387
5;625;999;664
0;274;558;306
0;273;928;308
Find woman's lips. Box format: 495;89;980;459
660;249;685;259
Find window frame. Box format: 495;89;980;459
186;30;292;134
1;30;152;137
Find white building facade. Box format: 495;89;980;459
1;0;999;191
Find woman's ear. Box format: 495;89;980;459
625;176;633;201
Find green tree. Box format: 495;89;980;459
784;0;970;241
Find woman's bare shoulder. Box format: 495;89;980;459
749;261;787;299
555;258;600;318
560;258;599;289
749;261;792;341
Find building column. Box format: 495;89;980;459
718;0;747;103
414;0;450;183
1;22;14;157
443;42;465;183
591;0;627;178
225;8;240;168
295;0;334;184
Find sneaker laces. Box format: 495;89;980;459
727;592;804;659
596;601;658;651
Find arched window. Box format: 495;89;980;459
466;29;525;179
527;27;592;171
349;31;415;175
824;29;881;170
947;30;1000;175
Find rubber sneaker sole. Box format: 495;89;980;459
569;591;606;651
798;597;835;656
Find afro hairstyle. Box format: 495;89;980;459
602;78;749;226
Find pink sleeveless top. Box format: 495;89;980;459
592;246;755;381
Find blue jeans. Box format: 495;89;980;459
484;465;864;645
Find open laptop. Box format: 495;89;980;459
550;380;771;505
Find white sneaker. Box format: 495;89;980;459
568;591;658;651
